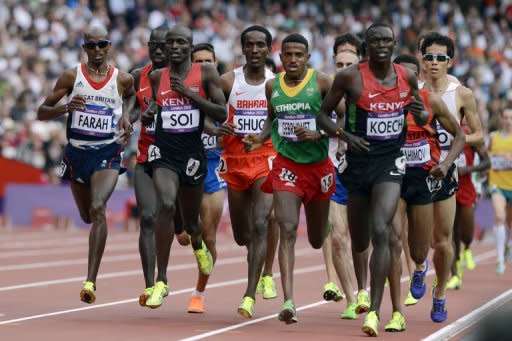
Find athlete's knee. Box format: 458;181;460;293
158;199;176;219
232;229;250;246
139;213;155;231
331;230;348;252
433;238;452;253
309;235;324;249
371;224;390;247
79;211;92;224
389;231;402;255
89;201;106;221
280;221;298;241
252;216;268;240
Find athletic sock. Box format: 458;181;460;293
192;289;205;298
494;224;506;263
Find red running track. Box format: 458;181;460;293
0;228;511;340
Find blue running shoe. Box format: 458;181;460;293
430;297;447;323
410;261;429;299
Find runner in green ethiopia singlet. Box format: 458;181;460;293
270;68;328;164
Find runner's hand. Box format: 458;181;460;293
67;95;86;112
294;125;321;141
170;74;187;95
405;94;427;119
344;131;370;154
217;122;236;136
429;162;450;179
336;142;347;160
141;100;158;126
118;117;133;145
242;133;263;152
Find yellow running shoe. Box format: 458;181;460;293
384;311;406;332
237;296;255;318
278;299;298;324
404;290;418;306
194;241;213;276
362;311;379;336
464;249;476;270
323;282;343;302
446;276;461;290
80;281;96;304
139;286;153;307
145;281;169;309
262;275;277;299
256;276;263;295
341;303;357;320
355;290;370;314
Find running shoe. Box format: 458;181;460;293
355;290;370;314
145;281;169;309
403;289;418;306
323;282;343;302
188;295;205;313
410;261;429;299
194;241;213;276
237;296;255;318
446;276;461;290
340;303;357;320
464;249;475;270
496;261;506;275
80;281;96;304
362;311;379;336
431;297;448;323
278;299;298;324
384;311;406;332
262;275;277;299
139;286;153;307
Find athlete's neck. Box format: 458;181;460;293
170;59;192;77
86;62;110;76
368;60;393;81
427;75;450;94
243;64;266;85
284;68;308;87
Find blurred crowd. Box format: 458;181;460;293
1;0;512;185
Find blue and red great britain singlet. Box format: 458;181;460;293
155;63;206;155
136;63;155;163
345;62;412;156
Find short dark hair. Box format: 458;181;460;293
281;33;308;51
192;42;216;61
420;32;455;58
365;23;394;40
241;25;272;47
333;33;362;56
393;54;420;72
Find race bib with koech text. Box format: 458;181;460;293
366;111;404;140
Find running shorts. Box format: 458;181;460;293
219;153;275;191
204;157;227;194
456;174;477;207
432;164;459;202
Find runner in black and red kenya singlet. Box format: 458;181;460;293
139;24;226;309
316;23;429;336
123;26;176;308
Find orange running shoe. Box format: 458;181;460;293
188;295;205;313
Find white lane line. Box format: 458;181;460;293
422;289;512;341
178;249;496;341
0;264;324;326
0;240;240;262
0;248;316;292
0;233;136;249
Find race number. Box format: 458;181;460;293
147;144;161;162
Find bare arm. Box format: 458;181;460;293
430;94;465;175
316;68;350;137
405;69;429;126
37;68;82;121
469;145;491;173
203;116;219;136
459;86;484;146
126;68;142;123
118;71;136;139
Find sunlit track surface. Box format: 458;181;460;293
0;229;511;341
